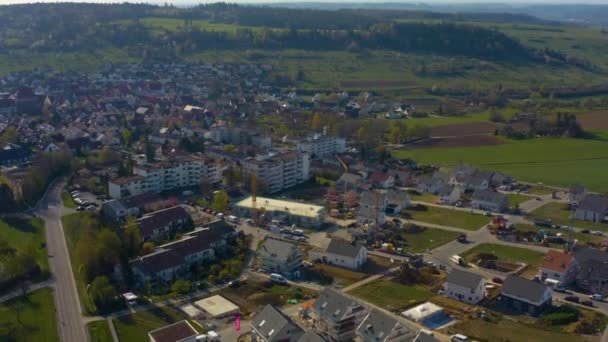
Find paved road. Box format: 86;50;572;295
35;180;88;342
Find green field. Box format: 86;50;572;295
461;243;545;267
87;320;113;342
400;227;459;253
0;217;49;274
408;190;439;203
508;193;534;207
348;279;434;310
393;137;608;192
0;288;59;341
113;306;192;342
530;202;608;231
402;205;491;231
513;224;604;246
61;192;77;208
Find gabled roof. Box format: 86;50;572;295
541;250;576;273
251;305;303;342
356;309;416;342
473;189;507;204
326;239;364;259
386;189;410;204
578;194;608;213
298;330;326;342
312;288;365;323
136;206;191;238
501;275;550;304
447;269;484;290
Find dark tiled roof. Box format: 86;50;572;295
447;269;484;290
121;192;163;209
357;310;416;342
326;239;363;259
502;275;550;304
137;206;191;239
473;189;507;204
251;305;303;342
298;331;326;342
312;288;365;323
259;238;300;262
578;194;608;213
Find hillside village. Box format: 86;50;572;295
2;60;608;342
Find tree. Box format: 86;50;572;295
223;144;236;153
87;177;98;192
310;113;322;130
171;280;192;295
122;128;133;147
124;217;142;257
211;190;229;213
89;276;117;312
142;242;155;255
0;126;18;145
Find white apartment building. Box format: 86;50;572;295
109;156;220;199
296;134;346;158
242;151;310;193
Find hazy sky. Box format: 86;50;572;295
2;0;608;4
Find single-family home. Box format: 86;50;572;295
573;246;608;295
310;239;367;271
472;190;509;212
311;288;368;342
148;320;198;342
575;194;608;223
436;184;461;205
569;184;587;206
385;189;411;214
257;238;303;274
413;330;440;342
499;275;552;316
251;305;304;342
446;269;486;304
538;250;578;285
417;175;446;194
356;309;417;342
369;171;395;189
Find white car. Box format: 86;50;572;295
86;205;96;211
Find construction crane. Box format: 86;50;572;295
374;190;380;245
251;173;258;226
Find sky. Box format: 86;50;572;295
1;0;608;4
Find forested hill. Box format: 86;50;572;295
0;3;592;68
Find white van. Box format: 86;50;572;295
450;334;469;342
270;273;288;285
227;215;238;223
450;255;464;266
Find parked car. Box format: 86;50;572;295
582;300;594;307
457;233;467;243
450;334;469;342
270;273;288;285
86;205;96;211
581;229;590;234
554;285;567;293
592;231;604;236
76;206;85;211
228;280;240;288
564;295;580;303
589;294;604;301
535;197;542;201
484;211;492;216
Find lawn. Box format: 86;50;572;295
448;316;588;342
507;193;534;207
61;191;77;208
400;227;459;253
461;243;545;267
530;202;608;231
0;217;49;275
0;288;59;342
113;306;191;342
349;279;434;310
87;320;113;342
513;224;604;247
393;137;608;192
313;264;369;286
408;190;439;203
401;205;491;231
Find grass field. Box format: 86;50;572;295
0;288;59;342
513;224;604;246
348;279;434;310
0;217;49;274
408;190;439;203
402;205;491;231
461;243;545;267
530;202;608;231
393;137;608;192
61;192;77;208
507;193;534;207
400;227;459;253
113;306;191;342
87;320;113;342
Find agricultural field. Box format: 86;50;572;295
577;111;608;131
529;202;608;231
0;288;59;342
401;204;491;231
429;122;497;137
393;137;608;192
461;243;545;268
406;135;504;149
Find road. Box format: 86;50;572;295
35;180;88;342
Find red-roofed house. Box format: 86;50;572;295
539;250;578;285
368;171;395;189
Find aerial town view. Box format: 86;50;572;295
2;1;608;342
